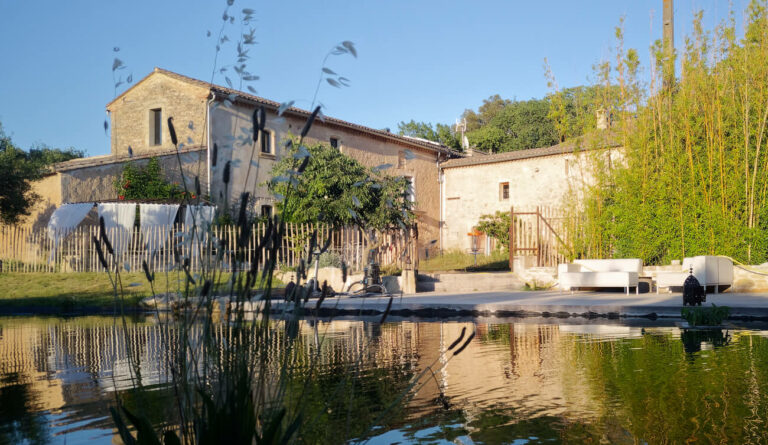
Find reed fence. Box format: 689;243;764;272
0;223;415;274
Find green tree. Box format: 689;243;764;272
114;157;185;201
397;120;462;150
270;142;413;234
475;211;511;249
0;124;83;225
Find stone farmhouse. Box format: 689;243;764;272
30;68;460;253
439;132;620;251
28;68;619;258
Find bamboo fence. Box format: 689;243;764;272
0;223;413;274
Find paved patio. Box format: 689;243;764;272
316;289;768;319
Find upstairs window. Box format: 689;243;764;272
149;108;162;146
404;176;415;203
260;130;272;154
499;182;509;201
330;137;339;149
261;205;272;219
398;151;406;168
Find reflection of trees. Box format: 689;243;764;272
0;372;51;444
572;331;768;443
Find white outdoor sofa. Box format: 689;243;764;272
558;259;643;295
655;255;733;294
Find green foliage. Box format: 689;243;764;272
316;251;342;268
114;157;185;201
270;141;414;231
397;120;461;150
475;211;511;250
570;2;768;264
0;123;83;225
681;304;731;327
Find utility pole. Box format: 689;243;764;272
663;0;675;89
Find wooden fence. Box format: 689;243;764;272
0;223;415;274
509;206;571;269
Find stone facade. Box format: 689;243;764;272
107;69;209;158
36;68;454;256
440;135;620;251
56;148;207;204
209;102;446;248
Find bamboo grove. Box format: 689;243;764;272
567;1;768;265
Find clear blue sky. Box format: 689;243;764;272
0;0;748;156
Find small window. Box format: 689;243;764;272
398;151;406;168
260;130;272;154
404;176;415;203
499;182;509;201
150;108;162;146
330;137;339;149
260;205;272;219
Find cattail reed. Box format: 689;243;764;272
223;161;231;184
300;106;321;138
315;281;329;311
453;330;476;356
379;295;394;324
447;327;467;351
168;117;178;146
142;260;154;283
93;235;109;269
98;217;114;255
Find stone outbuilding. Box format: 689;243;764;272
439;132;620;251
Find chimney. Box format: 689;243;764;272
663;0;674;88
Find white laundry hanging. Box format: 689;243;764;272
139;204;179;256
98;203;137;256
183;205;215;236
47;203;94;262
47;203;94;242
183;205;216;264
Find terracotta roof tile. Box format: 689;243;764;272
440;131;621;169
116;68;463;158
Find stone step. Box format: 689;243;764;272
417;271;524;293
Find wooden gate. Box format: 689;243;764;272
508;206;570;270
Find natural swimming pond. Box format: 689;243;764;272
1;315;768;444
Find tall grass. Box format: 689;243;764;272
96;3;476;443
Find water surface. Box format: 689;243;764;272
2;316;768;444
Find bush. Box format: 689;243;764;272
681;304;731;327
114;157;185;201
316;251;342;268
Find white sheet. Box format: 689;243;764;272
98;203;137;255
183;205;215;236
139;204;179;255
47;203;94;243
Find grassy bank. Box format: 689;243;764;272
0;271;286;312
419;249;509;273
0;272;168;311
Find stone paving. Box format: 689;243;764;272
319;289;768;319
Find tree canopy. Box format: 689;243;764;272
270;142;413;232
0;123;83;225
398;86;603;154
397;120;461;150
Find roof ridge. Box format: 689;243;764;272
127;68;463;157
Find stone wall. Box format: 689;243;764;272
59;149;208;205
441;150;601;251
24;173;63;230
108;70;209;157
